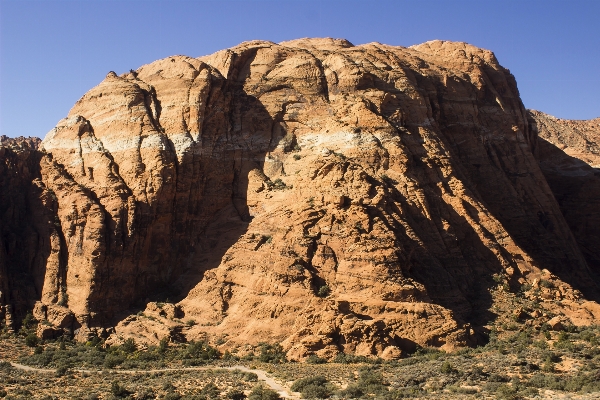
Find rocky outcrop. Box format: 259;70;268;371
530;110;600;282
1;38;599;358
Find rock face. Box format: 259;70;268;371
530;111;600;282
1;38;599;358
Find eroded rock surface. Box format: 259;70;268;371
531;111;600;283
1;39;599;358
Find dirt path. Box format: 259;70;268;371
5;361;300;398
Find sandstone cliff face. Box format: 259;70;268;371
1;38;599;358
530;111;600;283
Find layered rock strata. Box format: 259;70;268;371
1;38;599;359
531;111;600;283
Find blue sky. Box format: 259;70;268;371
1;0;598;138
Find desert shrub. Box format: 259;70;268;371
300;384;330;399
353;369;387;395
0;361;12;370
104;353;125;368
164;392;181;400
494;384;519;400
248;385;281;400
180;341;220;364
200;382;220;399
440;361;456;374
121;338;137;354
333;353;370;364
0;389;6;398
382;386;423;399
110;381;131;398
21;312;36;330
487;373;510;382
267;179;289;191
291;375;328;392
226;389;246;400
55;365;70;376
25;333;39;347
243;372;259;382
337;385;363;399
306;354;327;364
413;346;444;360
317;285;330;298
258;343;286;363
135;388;155;400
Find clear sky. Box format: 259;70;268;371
1;0;598;138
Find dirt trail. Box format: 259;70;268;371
5;361;300;398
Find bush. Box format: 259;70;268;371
25;333;39;347
226;389;246;400
110;381;130;398
495;384;519;400
354;369;387;395
180;340;221;363
104;354;125;368
440;361;456;374
55;365;70;376
317;285;330;298
21;312;36;330
292;376;332;398
337;385;363;399
306;354;327;364
0;361;13;371
333;353;370;364
121;338;137;354
258;343;286;363
200;382;220;399
248;385;281;400
291;376;328;392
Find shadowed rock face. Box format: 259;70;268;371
1;38;599;358
530;111;600;282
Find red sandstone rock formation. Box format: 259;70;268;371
1;39;599;359
531;110;600;283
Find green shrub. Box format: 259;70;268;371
248;385;281;400
306;354;327;364
291;376;328;392
495;384;519;400
333;353;371;364
25;333;39;347
180;340;220;363
337;385;363;399
21;312;36;330
226;389;246;400
121;338;137;354
55;365;70;376
104;354;125;368
258;343;286;363
440;361;455;374
317;285;330;298
200;382;220;399
164;392;182;400
0;361;12;370
300;385;331;399
110;381;130;398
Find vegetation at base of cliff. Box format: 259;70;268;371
1;322;600;398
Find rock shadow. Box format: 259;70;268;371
536;137;600;295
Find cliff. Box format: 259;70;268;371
1;38;599;359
